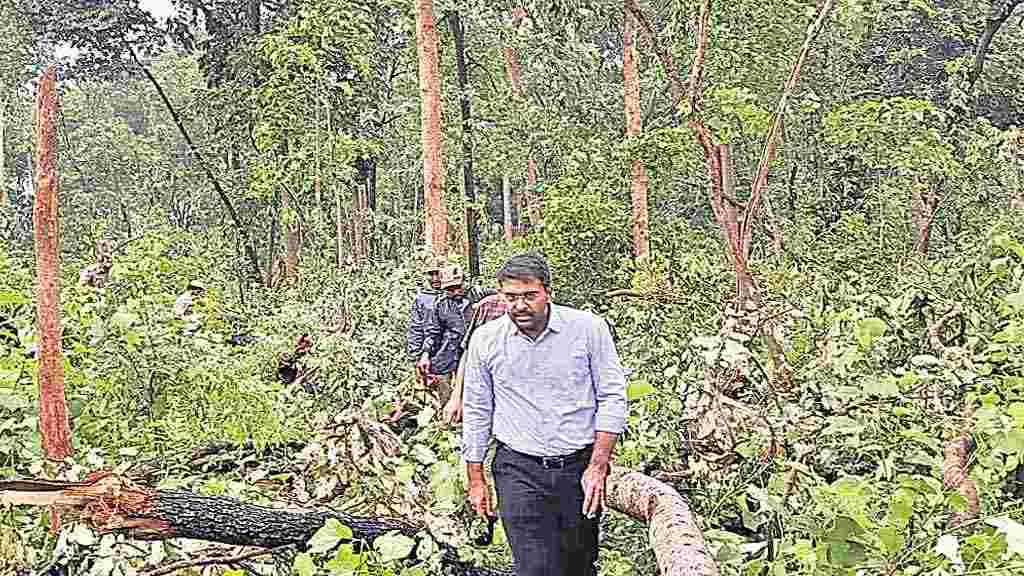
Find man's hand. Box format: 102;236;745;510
581;463;609;517
443;397;462;425
415;353;430;382
468;471;491;516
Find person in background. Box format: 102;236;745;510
419;264;495;408
173;280;206;336
443;293;510;425
461;253;628;576
407;255;446;379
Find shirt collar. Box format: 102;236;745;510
546;304;564;333
503;304;563;338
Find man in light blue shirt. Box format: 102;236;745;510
462;253;628;576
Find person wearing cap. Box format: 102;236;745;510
461;253;628;576
419;264;495;407
407;256;446;379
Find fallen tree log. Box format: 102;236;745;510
1;467;719;575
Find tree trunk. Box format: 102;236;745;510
911;179;939;256
283;188;301;282
415;0;447;256
352;185;366;266
2;467;718;576
342;183;350;268
32;65;73;461
502;174;513;241
623;6;650;263
0;95;7;209
449;11;481;278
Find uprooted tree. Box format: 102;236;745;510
0;466;719;576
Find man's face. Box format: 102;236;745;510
499;277;549;334
427;270;441;289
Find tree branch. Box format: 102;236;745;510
625;0;685;111
122;37;262;282
143;545;292;576
969;0;1023;88
739;0;836;253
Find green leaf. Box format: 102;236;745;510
1004;291;1024;311
627;380;655;400
110;310;138;330
826;540;866;567
826;516;865;542
878;526;904;555
293;553;315;576
374;532;416;563
855;317;887;348
307;519;353;555
822;416;863;436
0;291;28;306
325;544;362;575
1003;429;1024;456
863;376;899;398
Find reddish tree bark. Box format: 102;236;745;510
911;178;939;256
628;0;835;303
623;5;650;262
415;0;447;256
282;189;301;282
33;65;73;461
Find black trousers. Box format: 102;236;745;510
492;443;599;576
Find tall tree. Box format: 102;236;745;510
622;4;649;262
627;0;835;303
33;65;73;461
449;11;480;277
502;7;542;231
415;0;447;256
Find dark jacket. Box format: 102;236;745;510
406;288;441;359
423;286;496;375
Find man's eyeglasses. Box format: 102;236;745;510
500;291;541;304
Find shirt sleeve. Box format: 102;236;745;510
461;333;494;463
406;298;424;358
421;302;441;357
590;317;628;434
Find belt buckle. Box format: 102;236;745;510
541;455;566;469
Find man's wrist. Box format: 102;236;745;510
467;462;487;483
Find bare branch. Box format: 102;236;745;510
740;0;836;250
143;546;292;576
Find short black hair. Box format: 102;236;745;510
497;253;551;288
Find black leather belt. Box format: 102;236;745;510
499;443;593;469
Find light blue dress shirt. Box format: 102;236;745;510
461;304;629;462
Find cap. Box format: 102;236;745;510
423;255;447;274
440;264;464;289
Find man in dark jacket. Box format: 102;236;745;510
407;255;445;380
419;264;495;407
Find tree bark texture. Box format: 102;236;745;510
415;0;448;256
32;65;73;461
1;466;718;576
623;6;650;263
449;11;481;278
911;179;939;256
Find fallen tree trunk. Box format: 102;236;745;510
2;467;718;575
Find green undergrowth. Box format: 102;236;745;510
2;220;1024;575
